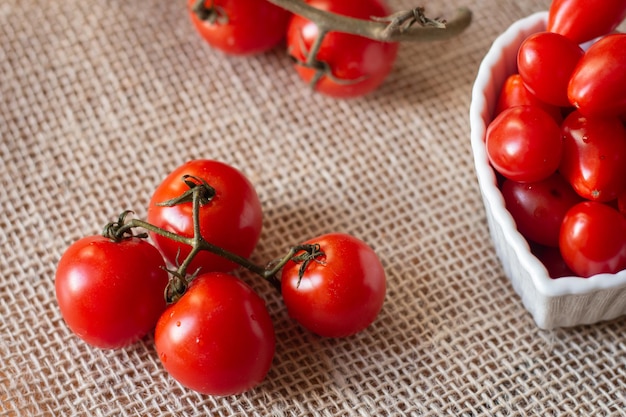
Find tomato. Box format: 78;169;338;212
286;0;399;98
486;105;562;183
501;173;582;247
517;31;584;107
559;110;626;202
188;0;291;55
494;73;563;124
280;233;386;338
548;0;626;44
530;244;575;279
55;236;169;349
155;272;275;396
559;201;626;277
568;34;626;117
147;160;263;274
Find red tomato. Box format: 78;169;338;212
517;31;584;107
530;244;575;279
568;34;626;117
486;105;562;183
155;272;275;396
55;236;169;349
559;201;626;277
559;110;626;202
188;0;291;55
147;160;263;274
548;0;626;44
501;173;582;247
280;233;386;338
286;0;399;98
494;74;563;124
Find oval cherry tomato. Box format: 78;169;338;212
155;272;275;396
548;0;626;44
559;201;626;277
188;0;291;55
286;0;399;98
55;236;169;349
280;233;386;338
517;31;584;107
494;73;563;124
486;105;562;183
501;173;582;247
559;110;626;202
568;34;626;117
147;160;263;274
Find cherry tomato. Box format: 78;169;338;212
280;233;386;338
486;105;562;183
286;0;399;98
155;272;275;396
55;236;169;349
568;34;626;117
188;0;291;55
530;244;575;279
501;173;582;247
559;201;626;277
547;0;626;44
494;73;563;124
559;110;626;202
517;31;584;107
147;160;263;274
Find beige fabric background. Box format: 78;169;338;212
2;0;625;415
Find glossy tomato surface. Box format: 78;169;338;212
559;202;626;277
486;105;562;183
280;233;386;338
188;0;291;55
286;0;399;98
155;272;275;396
559;110;626;202
55;236;169;349
494;73;563;124
547;0;626;44
147;160;263;274
568;34;626;117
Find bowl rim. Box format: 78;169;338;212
469;10;626;297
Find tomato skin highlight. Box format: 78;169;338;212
568;34;626;117
55;236;169;349
188;0;291;55
147;160;263;274
280;233;386;338
286;0;399;98
559;202;626;277
155;272;275;396
547;0;626;45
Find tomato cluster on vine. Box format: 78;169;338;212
485;0;626;279
187;0;399;98
55;159;387;396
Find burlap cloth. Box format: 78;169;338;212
2;0;625;415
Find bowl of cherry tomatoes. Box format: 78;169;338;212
470;4;626;329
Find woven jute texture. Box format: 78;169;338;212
2;0;625;415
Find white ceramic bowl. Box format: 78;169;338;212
469;11;626;329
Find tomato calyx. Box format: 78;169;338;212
191;0;229;25
289;243;326;287
102;210;148;241
156;175;216;208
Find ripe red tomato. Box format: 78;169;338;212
547;0;626;44
188;0;291;55
559;201;626;277
286;0;399;98
147;160;263;274
55;236;169;349
494;73;563;124
517;31;584;107
501;173;582;247
568;34;626;117
530;244;575;279
486;105;562;183
559;110;626;202
155;272;275;396
280;233;386;338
